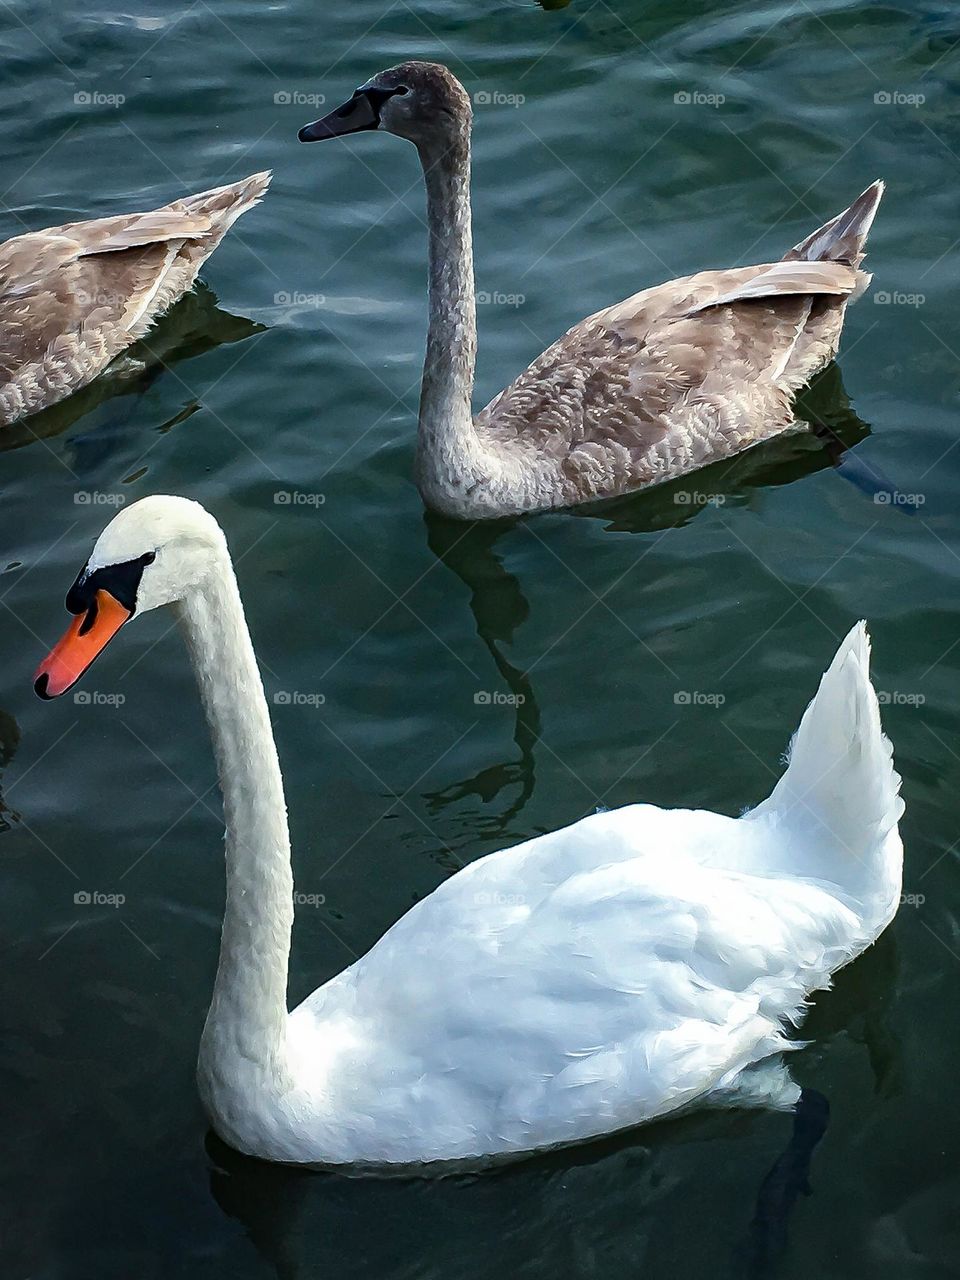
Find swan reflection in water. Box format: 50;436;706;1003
422;362;899;837
0;282;265;455
204;1089;829;1280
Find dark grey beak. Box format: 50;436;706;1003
298;90;381;142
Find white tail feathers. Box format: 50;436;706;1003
750;623;904;920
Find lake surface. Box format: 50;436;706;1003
2;0;959;1275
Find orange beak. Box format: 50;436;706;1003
34;590;131;699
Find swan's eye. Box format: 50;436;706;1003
394;85;410;96
141;551;156;565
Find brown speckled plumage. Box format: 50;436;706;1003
475;257;868;508
305;61;883;518
0;171;271;426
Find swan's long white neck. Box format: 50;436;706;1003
415;133;489;507
179;552;294;1103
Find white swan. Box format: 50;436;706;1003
35;496;904;1167
0;172;270;426
299;63;883;521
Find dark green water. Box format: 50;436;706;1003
2;0;960;1275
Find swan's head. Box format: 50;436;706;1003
298;61;470;153
34;495;226;700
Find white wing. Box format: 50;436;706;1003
288;809;858;1162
